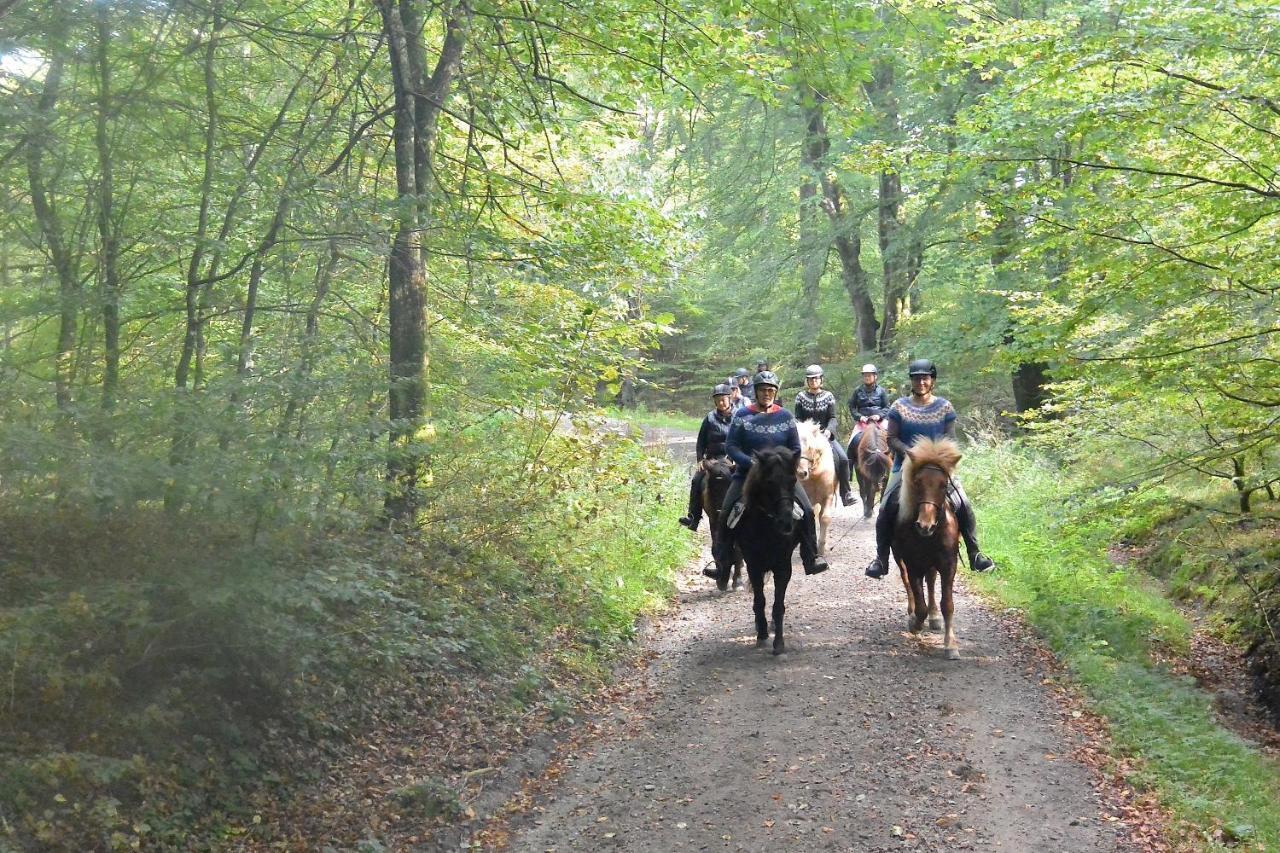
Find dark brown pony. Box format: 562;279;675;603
734;446;800;656
893;438;963;660
854;420;891;520
703;458;744;591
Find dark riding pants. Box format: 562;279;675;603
830;436;852;498
872;473;983;566
685;469;705;521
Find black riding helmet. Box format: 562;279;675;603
712;383;732;398
907;358;937;379
733;367;750;380
752;370;780;389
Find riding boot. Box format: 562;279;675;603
679;470;704;530
865;480;899;579
950;481;995;573
793;485;829;575
831;439;856;506
836;456;855;506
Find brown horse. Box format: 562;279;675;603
854;419;891;520
797;420;837;555
893;437;963;660
703;458;744;591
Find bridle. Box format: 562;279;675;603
911;463;953;517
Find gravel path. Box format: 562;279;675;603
502;494;1128;851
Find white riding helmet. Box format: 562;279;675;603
861;363;878;374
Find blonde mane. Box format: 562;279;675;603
898;437;963;526
797;420;830;467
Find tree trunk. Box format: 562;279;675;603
800;95;878;353
798;178;825;358
379;0;469;524
95;6;121;418
25;53;78;414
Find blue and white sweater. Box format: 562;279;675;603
726;403;801;481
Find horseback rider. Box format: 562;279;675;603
847;363;889;451
793;364;856;507
706;370;830;581
729;368;751;412
864;359;996;579
678;384;737;531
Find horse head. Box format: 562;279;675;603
704;457;733;486
745;446;797;536
796;420;828;482
899;438;963;538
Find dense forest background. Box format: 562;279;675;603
1;0;1277;847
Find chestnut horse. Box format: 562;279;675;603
893;438;963;660
703;458;744;591
797;420;837;555
734;446;800;656
854;419;891;520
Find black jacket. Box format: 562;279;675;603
848;384;890;420
695;409;735;461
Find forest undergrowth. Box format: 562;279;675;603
0;423;692;850
964;439;1280;851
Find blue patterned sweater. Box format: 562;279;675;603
886;395;957;471
726;403;801;481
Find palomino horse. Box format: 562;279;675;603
854;419;891;520
893;437;963;660
703;458;744;591
734;446;801;656
796;420;837;555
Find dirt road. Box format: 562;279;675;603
499;496;1129;851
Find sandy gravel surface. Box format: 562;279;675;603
501;498;1128;852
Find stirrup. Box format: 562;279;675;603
970;552;995;573
865;558;889;579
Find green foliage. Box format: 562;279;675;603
964;439;1280;849
0;431;693;848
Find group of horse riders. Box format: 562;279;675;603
679;359;996;584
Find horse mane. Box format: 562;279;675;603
898;437;963;526
797;420;829;462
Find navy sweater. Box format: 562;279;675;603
726;403;801;481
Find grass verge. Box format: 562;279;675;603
962;440;1280;851
603;405;702;432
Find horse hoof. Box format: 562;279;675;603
755;637;769;649
731;579;743;591
945;647;961;661
928;618;943;632
772;642;786;656
716;579;729;592
910;621;926;635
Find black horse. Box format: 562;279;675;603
733;446;801;655
704;458;744;591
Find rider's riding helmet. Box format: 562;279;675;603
713;383;732;398
752;370;780;389
861;363;879;374
804;364;824;379
907;358;938;379
733;367;750;380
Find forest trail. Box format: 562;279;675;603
494;437;1129;852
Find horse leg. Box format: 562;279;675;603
772;564;791;656
908;572;928;635
732;550;744;591
750;567;768;648
898;558;914;628
941;561;959;660
813;504;826;556
927;569;942;632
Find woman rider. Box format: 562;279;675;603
678;383;736;531
793;364;856;507
706;370;830;581
864;359;996;579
